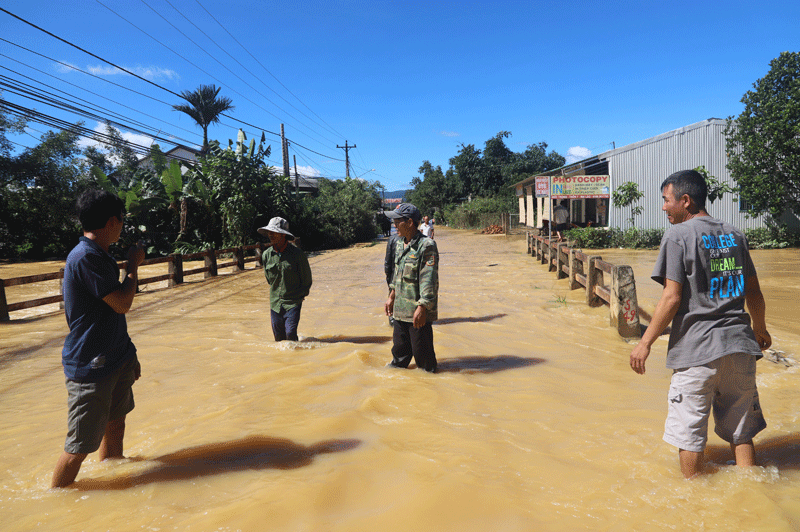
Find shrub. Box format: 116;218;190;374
566;227;664;249
745;225;800;249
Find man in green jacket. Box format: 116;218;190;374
259;217;312;341
384;203;439;373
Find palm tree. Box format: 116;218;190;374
172;84;234;153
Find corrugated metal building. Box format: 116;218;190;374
513;118;799;231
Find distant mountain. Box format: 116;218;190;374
382;189;410;200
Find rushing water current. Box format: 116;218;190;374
1;227;799;531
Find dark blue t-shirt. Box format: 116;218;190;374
62;237;136;382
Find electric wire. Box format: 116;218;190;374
193;0;347;140
2;100;198;162
159;0;343;143
95;0;340;152
0;52;204;141
0;8;344;163
0;71;196;146
0;81;198;150
137;0;338;147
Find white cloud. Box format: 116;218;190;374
293;164;321;178
130;66;179;81
565;146;592;164
87;65;125;76
54;61;80;74
78;122;153;161
440;131;460;137
268;164;321;179
78;64;179;82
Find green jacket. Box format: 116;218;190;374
262;244;312;312
390;232;438;322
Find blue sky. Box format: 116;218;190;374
1;0;799;192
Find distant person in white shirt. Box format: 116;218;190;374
553;201;570;242
419;215;432;238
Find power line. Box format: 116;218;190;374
0;7;343;163
2;99;197;162
95;0;340;152
0;37;175;106
0;71;195;147
193;0;346;140
0;52;204;141
160;0;344;143
138;0;337;146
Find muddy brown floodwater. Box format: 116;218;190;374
1;227;799;531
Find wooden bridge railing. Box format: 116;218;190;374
0;244;267;321
527;232;641;338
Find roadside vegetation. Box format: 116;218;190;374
3;51;799;259
0;85;381;260
406;131;565;229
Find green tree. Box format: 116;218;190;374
694;165;733;205
0;91;27;160
172;84;234;154
503;141;565;183
407;161;457;216
725;51;800;218
0;127;84;257
187;130;286;248
294;176;381;250
612;181;645;226
478;131;514;196
449;143;483;199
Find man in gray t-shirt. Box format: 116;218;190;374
629;169;771;479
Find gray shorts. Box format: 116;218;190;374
64;358;137;454
663;352;766;453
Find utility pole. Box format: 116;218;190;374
281;124;290;178
337;140;355;178
293;154;299;202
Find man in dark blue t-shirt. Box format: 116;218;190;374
51;190;144;488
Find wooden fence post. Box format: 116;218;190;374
0;280;9;322
611;265;642;338
204;249;218;279
586;256;603;307
169;254;183;286
256;244;265;267
59;267;65;309
556;243;569;279
547;239;556;272
569;249;583;290
235;247;245;272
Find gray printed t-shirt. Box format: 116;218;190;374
652;216;762;369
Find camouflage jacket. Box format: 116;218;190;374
390;231;438;322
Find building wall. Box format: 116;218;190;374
605;119;774;231
518;119;799;231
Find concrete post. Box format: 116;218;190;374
611;265;641;338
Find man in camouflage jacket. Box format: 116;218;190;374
384;203;439;373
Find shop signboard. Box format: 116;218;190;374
534;175;550;198
551;175;610;199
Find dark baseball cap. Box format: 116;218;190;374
384;203;421;223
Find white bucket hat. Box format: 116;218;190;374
257;217;295;240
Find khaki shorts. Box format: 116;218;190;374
663;352;766;453
64;358;137;454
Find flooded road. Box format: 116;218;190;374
1;227;799;531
